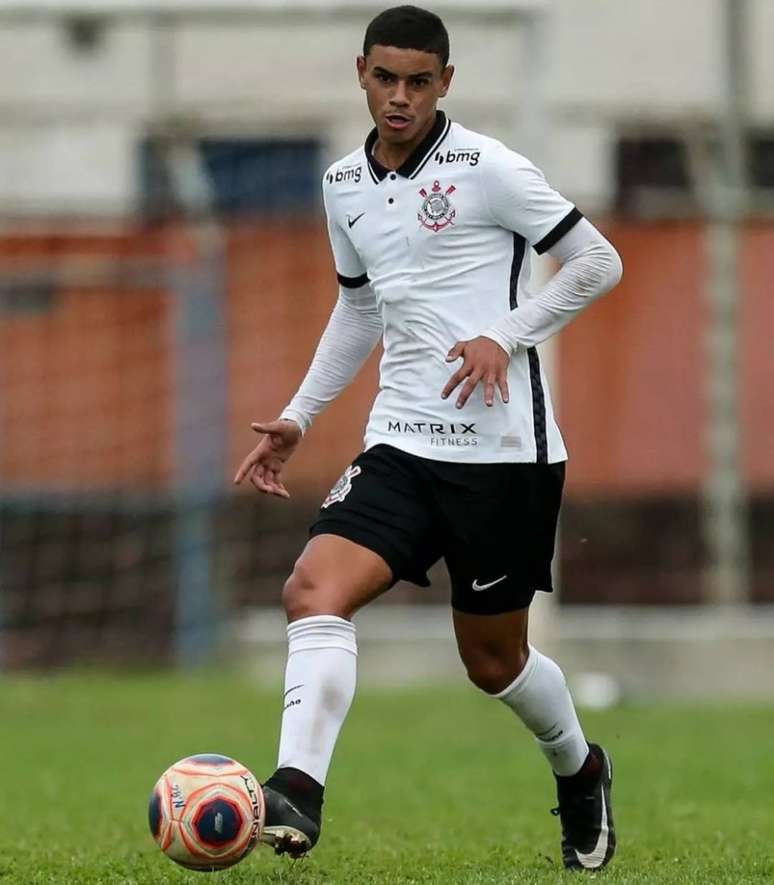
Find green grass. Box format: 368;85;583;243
1;674;773;884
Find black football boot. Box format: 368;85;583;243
260;767;322;858
551;743;616;871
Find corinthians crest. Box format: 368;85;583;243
418;180;457;232
321;465;362;509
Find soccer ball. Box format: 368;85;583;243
148;753;264;871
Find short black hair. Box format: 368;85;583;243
363;6;450;68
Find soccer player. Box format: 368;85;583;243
235;5;622;872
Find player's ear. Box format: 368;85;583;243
439;64;454;98
356;55;368;90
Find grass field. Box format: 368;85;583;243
1;673;773;884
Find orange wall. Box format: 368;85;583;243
1;220;771;497
226;222;379;497
559;223;707;494
560;221;774;494
0;231;169;488
740;225;774;490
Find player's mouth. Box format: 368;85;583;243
384;113;412;131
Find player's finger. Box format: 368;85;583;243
272;479;291;499
252;421;284;436
484;373;496;407
233;451;259;484
456;370;483;409
446;340;465;362
261;466;291;499
497;371;510;404
240;462;257;486
249;468;273;495
250;463;269;491
441;362;472;399
252;467;287;498
265;467;287;496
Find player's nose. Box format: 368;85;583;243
390;81;410;106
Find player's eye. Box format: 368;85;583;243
375;72;393;83
411;78;430;88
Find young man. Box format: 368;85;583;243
235;5;622;872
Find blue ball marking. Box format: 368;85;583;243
184;754;235;766
148;790;163;838
194;799;243;847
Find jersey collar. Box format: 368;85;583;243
365;111;451;183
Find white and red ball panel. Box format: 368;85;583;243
171;753;254;779
149;753;264;871
148;782;174;852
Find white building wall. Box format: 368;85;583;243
0;1;772;216
0;123;134;213
0;22;151;108
546;0;725;121
749;0;774;121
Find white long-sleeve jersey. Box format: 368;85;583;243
281;112;622;463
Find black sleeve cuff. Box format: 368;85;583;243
534;207;584;255
337;271;369;288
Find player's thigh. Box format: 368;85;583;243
287;445;440;621
439;461;565;616
283;533;393;622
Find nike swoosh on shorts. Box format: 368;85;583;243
471;575;508;591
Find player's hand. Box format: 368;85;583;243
233;419;302;498
441;336;511;409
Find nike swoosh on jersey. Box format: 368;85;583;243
471;575;508;591
347;212;366;228
574;772;609;868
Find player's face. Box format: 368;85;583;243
357;45;454;147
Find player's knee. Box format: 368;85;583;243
461;644;530;695
282;561;345;622
282;562;319;621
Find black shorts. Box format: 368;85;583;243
309;444;565;615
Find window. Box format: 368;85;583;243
139;136;321;219
614;130;774;217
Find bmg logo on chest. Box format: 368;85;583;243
418;180;457;232
327;164;362;185
434;148;480;167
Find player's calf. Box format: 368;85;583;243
453;607;530;694
458;645;530;695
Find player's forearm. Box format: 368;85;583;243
482;220;623;353
280;286;382;434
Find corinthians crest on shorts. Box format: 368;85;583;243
322;464;362;509
418;180;457;232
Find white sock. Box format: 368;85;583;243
276;615;357;785
492;645;589;776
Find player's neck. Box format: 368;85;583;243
372;111;439;171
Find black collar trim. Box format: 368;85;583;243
365;111;451;183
